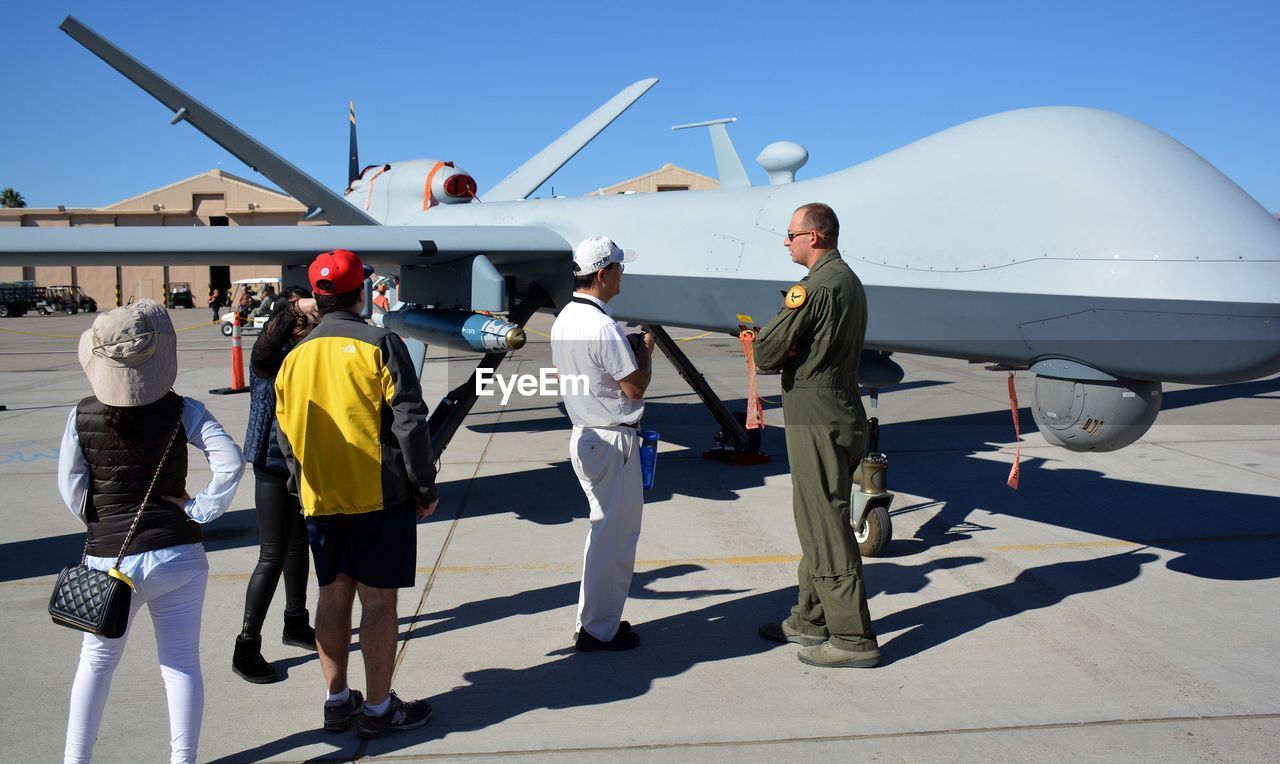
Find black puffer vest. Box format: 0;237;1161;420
77;392;201;558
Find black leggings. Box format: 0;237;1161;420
241;467;309;635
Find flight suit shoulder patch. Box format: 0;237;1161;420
784;284;807;309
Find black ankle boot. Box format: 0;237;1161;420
282;611;317;650
233;635;279;684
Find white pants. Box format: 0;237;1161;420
570;426;644;642
64;550;210;764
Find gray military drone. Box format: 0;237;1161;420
4;18;1279;553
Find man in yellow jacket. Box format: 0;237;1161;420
275;249;438;738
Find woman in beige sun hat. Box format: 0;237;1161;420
59;299;245;764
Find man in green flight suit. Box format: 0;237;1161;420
754;202;880;668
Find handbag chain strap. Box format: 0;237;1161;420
80;403;186;567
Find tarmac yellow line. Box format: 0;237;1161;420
0;546;1149;588
0;320;215;340
0;327;80;339
424;553;805;576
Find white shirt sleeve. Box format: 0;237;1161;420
57;407;90;521
596;322;639;383
181;397;246;523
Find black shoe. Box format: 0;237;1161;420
575;624;640;652
232;635;279;684
324;689;365;732
356;691;433;739
282;611;317;650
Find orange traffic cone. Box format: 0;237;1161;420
209;312;250;395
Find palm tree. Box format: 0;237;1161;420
0;188;26;208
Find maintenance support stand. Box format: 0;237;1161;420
643;324;770;465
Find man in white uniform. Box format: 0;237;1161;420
551;236;655;651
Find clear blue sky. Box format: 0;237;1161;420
4;1;1278;212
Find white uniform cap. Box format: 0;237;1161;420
572;236;638;276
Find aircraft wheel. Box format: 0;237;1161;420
219;322;234;337
855;503;892;558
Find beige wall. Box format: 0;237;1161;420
78;267;118;308
590;163;719;196
0;170;310;309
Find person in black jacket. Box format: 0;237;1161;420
233;292;320;682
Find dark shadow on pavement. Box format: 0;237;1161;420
878;377;1280;580
215;587;796;761
204;727;357;764
449;399;792;526
1160;375;1280;411
390;564;747;643
0;506;263;582
876;550;1160;664
204;546;1155;760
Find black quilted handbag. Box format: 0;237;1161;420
49;564;133;638
49;413;184;638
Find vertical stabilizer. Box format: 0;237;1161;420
672;118;751;188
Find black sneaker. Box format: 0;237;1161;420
323;689;364;732
356;691;433;739
574;623;640;652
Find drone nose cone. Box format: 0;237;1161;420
505;326;527;351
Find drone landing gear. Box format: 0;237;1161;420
852;417;894;558
642;324;770;466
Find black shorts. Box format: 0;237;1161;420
305;503;417;589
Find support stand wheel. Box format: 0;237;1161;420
855;503;892;558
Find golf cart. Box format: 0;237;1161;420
218;277;280;336
167;282;195;309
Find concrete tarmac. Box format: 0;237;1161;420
1;307;1277;762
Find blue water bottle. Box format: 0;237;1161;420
639;430;660;490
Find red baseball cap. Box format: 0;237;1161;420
308;249;374;295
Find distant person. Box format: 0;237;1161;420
753;203;879;668
550;236;653;651
58;299;245;763
236;291;253;323
274;250;438;738
254;284;278;318
234;290;320;683
371;282;391;313
208;288;224;321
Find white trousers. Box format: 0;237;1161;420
570;426;644;642
64;550;209;764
